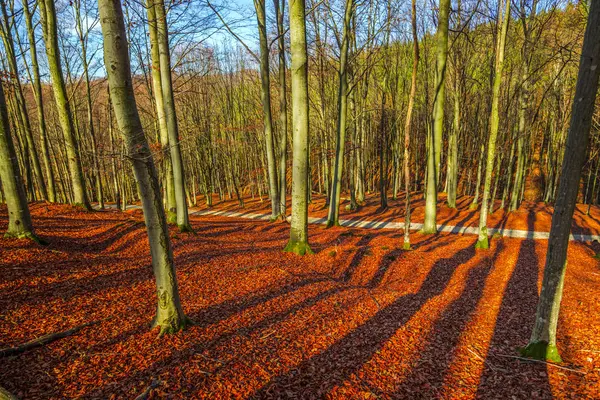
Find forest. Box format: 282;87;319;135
0;0;600;398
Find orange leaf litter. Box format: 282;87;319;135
1;195;599;399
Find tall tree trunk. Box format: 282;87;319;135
422;0;450;233
73;0;103;209
38;0;91;209
0;0;47;201
0;80;41;243
284;0;312;255
476;0;510;249
511;0;538;211
522;0;600;361
326;0;353;227
403;0;419;250
447;82;460;208
154;0;191;231
254;0;280;220
99;0;190;335
147;0;176;222
22;1;55;202
275;0;287;218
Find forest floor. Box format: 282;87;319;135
1;195;600;399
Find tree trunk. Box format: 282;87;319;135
403;0;419;250
38;0;91;209
147;0;176;222
326;0;353;227
73;0;103;209
254;0;280;220
522;0;600;362
23;0;55;203
284;0;312;255
154;0;191;231
99;0;190;335
447;84;460;208
511;1;538;211
422;0;450;233
275;0;287;218
0;78;40;242
0;0;47;201
476;0;510;249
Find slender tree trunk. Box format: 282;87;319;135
38;0;91;209
0;80;41;242
476;0;510;249
470;141;485;208
23;1;55;203
501;138;516;209
73;0;103;209
447;85;460;208
403;0;419;250
326;0;353;227
284;0;312;255
0;1;47;201
522;0;600;361
275;0;287;218
147;0;176;222
154;0;191;231
511;1;538;211
253;0;280;221
422;0;450;233
99;0;190;335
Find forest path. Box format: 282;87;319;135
95;204;600;242
191;208;600;242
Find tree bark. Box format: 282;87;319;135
284;0;312;255
99;0;190;335
254;0;280;220
22;0;55;203
38;0;91;209
0;79;40;242
275;0;287;218
422;0;450;233
476;0;510;249
154;0;191;231
403;0;419;249
326;0;353;227
0;0;47;201
147;0;177;222
522;0;600;362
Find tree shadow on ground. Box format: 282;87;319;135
81;230;413;397
391;242;504;397
250;243;477;397
476;209;552;398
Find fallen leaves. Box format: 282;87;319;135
0;198;599;399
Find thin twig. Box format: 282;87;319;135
467;347;498;372
493;353;587;374
0;320;103;357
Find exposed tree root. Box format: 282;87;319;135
283;240;313;256
153;315;193;338
475;237;489;249
519;341;562;363
0;320;100;357
325;220;340;229
178;224;196;234
4;231;48;246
